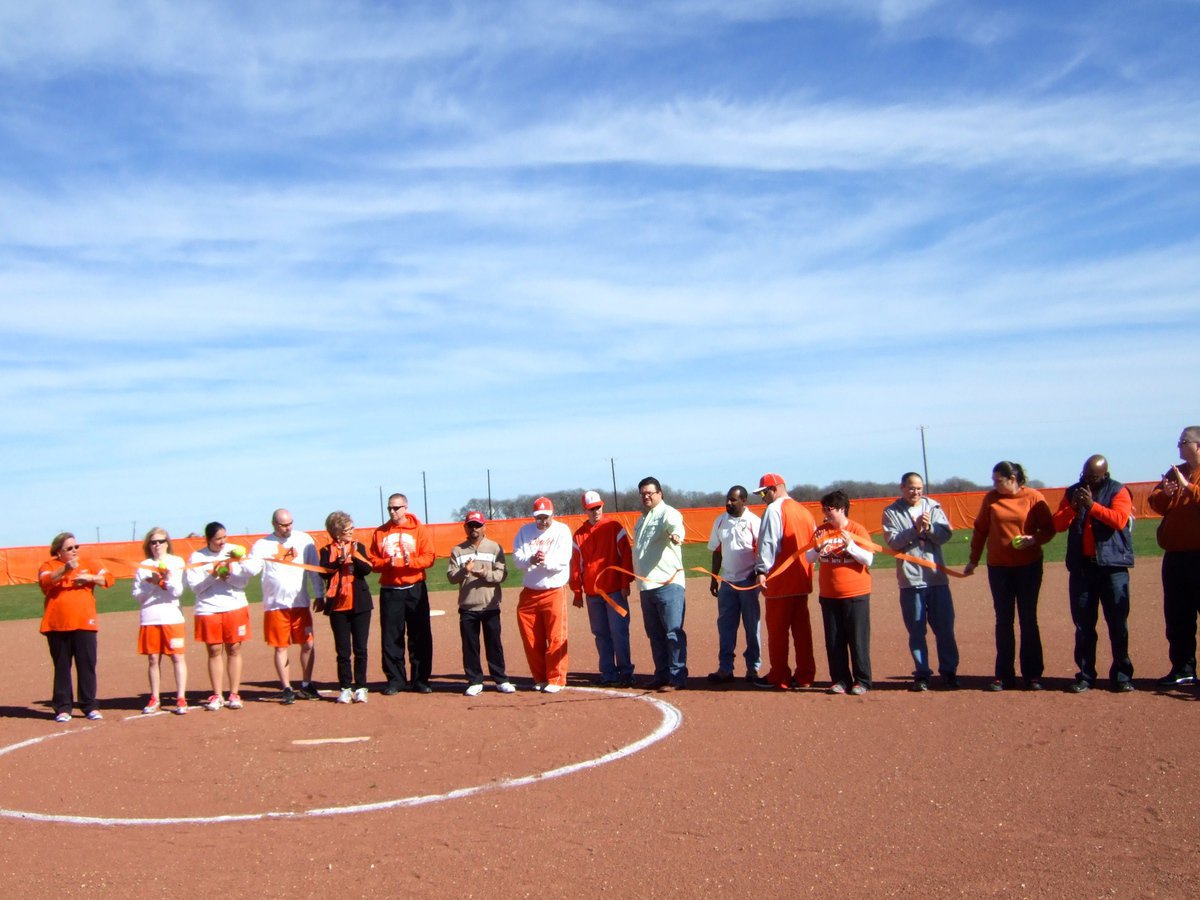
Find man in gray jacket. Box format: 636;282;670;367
881;473;959;691
447;511;515;696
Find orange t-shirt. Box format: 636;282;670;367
37;558;113;633
813;521;873;599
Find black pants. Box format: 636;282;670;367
988;561;1044;683
379;583;433;688
329;608;371;690
1069;561;1133;686
819;594;871;688
460;608;507;685
46;630;98;715
1162;550;1200;676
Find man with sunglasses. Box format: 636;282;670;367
448;511;514;696
370;493;436;694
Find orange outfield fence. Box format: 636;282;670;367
0;482;1163;587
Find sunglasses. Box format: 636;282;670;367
149;538;168;545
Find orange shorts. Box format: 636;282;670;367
138;623;186;656
194;606;252;645
263;608;314;648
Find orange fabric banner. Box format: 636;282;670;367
0;482;1163;587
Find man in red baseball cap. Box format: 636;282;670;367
512;497;573;692
570;490;635;687
448;512;515;696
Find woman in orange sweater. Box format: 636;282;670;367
964;462;1055;691
37;532;114;722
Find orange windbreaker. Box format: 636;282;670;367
369;515;435;587
570;518;634;599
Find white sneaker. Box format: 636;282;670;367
142;697;160;715
542;683;562;694
204;694;224;711
226;693;244;710
86;710;104;720
496;682;516;694
336;688;353;704
464;683;483;697
54;712;71;723
532;682;547;692
353;687;368;703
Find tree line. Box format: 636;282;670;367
451;476;1007;520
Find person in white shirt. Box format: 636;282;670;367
512;497;574;693
706;486;763;684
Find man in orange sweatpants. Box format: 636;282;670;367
752;473;818;690
512;497;573;692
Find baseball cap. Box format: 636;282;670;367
464;511;486;525
753;473;786;494
532;497;554;517
581;490;604;510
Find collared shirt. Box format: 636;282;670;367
707;510;762;582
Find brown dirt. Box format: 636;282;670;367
1;564;1197;898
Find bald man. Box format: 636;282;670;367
1051;456;1134;692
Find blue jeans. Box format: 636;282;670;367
1069;563;1132;686
716;578;761;675
640;583;687;686
586;592;634;682
898;584;959;679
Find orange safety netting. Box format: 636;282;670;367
0;482;1163;587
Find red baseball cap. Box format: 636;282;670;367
465;510;486;525
532;497;554;516
754;473;786;493
581;490;604;510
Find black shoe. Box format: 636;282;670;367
707;670;734;684
1112;680;1135;693
280;686;296;705
751;675;777;689
293;684;320;700
1067;679;1091;694
414;682;433;694
645;677;669;690
910;678;929;693
987;679;1007;692
1156;671;1196;687
942;674;959;690
382;682;407;695
1026;679;1044;692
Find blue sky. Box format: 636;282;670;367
2;0;1198;547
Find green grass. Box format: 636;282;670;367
1;528;1165;622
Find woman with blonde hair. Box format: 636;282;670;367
317;511;373;704
132;528;189;714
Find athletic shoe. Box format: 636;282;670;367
86;710;104;720
381;683;405;696
1067;679;1091;694
910;679;929;693
707;670;734;684
849;683;868;696
542;683;563;694
828;682;847;695
54;712;71;723
497;682;516;694
204;694;224;711
294;684;320;700
336;688;353;704
644;677;669;690
353;687;369;704
226;693;244;710
280;686;296;705
790;678;813;690
532;682;548;692
464;683;483;697
143;696;161;714
1156;671;1197;687
751;675;780;690
1113;681;1135;693
174;698;189;715
614;677;636;689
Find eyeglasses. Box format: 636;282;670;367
149;538;168;545
387;505;407;511
466;522;484;529
62;544;79;551
639;491;660;498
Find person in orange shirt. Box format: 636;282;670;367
369;492;436;694
964;461;1056;692
806;491;874;695
317;511;373;704
37;532;114;722
570;490;635;687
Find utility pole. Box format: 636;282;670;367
422;471;429;523
610;458;619;512
378;486;385;523
487;468;494;520
919;425;930;487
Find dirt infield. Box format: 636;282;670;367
2;565;1197;898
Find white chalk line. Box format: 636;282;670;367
292;736;370;745
0;687;681;826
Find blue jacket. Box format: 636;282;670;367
1064;477;1134;571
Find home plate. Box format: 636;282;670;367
292;736;372;746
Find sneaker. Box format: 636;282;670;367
204;694;224;711
828;682;847;695
614;677;636;689
281;686;296;705
353;687;369;703
464;683;484;697
910;679;929;693
987;680;1006;692
849;683;868;696
542;683;563;694
1067;679;1091;694
1156;671;1197;687
497;681;516;694
143;696;161;714
1113;681;1135;693
174;698;189;715
532;682;548;692
86;710;104;720
54;711;71;723
790;678;813;690
294;684;320;700
226;693;244;710
336;688;353;704
381;683;404;696
707;670;734;684
751;675;778;689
